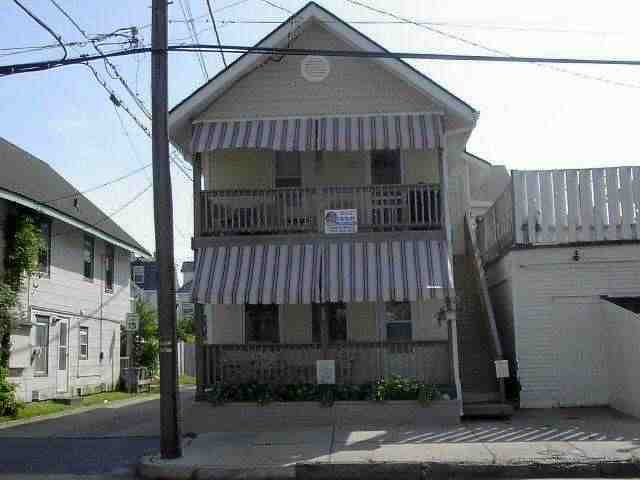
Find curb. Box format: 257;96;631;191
297;460;640;479
138;457;295;480
138;458;640;480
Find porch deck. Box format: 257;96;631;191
197;183;441;236
477;167;640;263
203;341;451;387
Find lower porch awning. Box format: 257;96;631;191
190;112;443;153
193;237;452;305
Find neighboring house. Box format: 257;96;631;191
131;258;160;309
477;167;640;417
0;137;150;402
168;2;514;415
130;259;193;321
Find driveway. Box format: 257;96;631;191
0;390;194;477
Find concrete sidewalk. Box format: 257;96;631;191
138;425;640;479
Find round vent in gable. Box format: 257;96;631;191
301;55;330;82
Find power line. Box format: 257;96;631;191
178;0;209;80
48;0;151;120
205;0;228;67
344;0;640;90
45;162;151;204
12;0;67;62
260;0;292;14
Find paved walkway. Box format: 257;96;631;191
139;407;640;479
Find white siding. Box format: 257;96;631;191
603;301;640;418
5;216;131;402
509;244;640;408
196;21;441;123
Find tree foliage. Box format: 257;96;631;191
0;212;43;416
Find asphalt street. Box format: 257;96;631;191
0;390;195;477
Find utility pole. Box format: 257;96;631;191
151;0;181;459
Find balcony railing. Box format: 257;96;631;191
477;167;640;263
203;341;451;386
198;183;441;235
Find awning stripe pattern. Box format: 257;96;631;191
193;238;451;305
192;243;323;305
190;113;442;153
321;239;450;303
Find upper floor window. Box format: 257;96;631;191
132;265;145;286
37;219;52;275
83;235;94;280
245;304;279;343
104;244;115;293
371;150;401;185
275;152;302;188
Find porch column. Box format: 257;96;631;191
438;139;463;410
320;303;330;359
192;153;207;400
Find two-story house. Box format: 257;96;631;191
168;2;511;415
1;137;150;402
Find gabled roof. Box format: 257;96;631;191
169;1;477;153
0;137;150;257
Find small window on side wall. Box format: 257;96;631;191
83;235;94;280
104;244;115;293
79;326;89;360
38;219;52;275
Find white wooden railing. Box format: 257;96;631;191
198;183;441;235
513;167;640;245
477;167;640;262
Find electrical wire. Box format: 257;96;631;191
48;0;151;120
12;0;67;62
45;163;152;204
205;0;228;67
260;0;292;14
344;0;640;90
178;0;209;80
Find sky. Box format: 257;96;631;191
2;0;640;282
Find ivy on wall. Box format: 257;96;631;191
0;211;43;416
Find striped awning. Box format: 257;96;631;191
192;243;323;305
190;113;442;153
321;238;451;303
193;237;451;305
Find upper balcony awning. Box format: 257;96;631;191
190;112;443;153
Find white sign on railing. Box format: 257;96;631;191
324;209;357;234
316;360;336;384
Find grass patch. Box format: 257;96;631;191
179;375;196;385
0;390;157;424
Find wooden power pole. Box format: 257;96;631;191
151;0;181;459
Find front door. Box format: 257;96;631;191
56;318;69;394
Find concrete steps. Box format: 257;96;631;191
463;401;514;418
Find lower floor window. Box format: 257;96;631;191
312;303;347;343
245;305;279;343
79;326;89;360
33;315;50;375
385;301;412;341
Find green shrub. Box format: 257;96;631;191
0;368;19;417
206;377;445;406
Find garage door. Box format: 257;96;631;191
552;297;609;406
